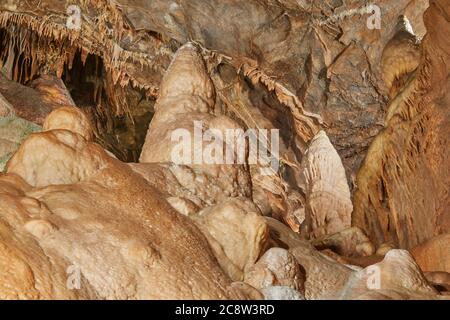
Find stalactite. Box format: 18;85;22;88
0;10;165;107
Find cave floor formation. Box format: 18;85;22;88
0;0;449;300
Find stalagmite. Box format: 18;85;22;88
299;130;353;239
139;43;252;206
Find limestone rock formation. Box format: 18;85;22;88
29;75;76;109
381;16;421;99
0;115;41;171
0;74;62;124
0;0;448;301
139;43;252;207
0;92;13;117
244;247;305;293
264;217;309;250
1;107;247;299
192;198;269;282
299;131;353;239
336;250;439;300
353;0;450;249
411;234;450;273
261;286;305;301
290;242;355;300
424;272;450;294
311;227;375;258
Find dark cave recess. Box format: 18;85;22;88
0;26;155;162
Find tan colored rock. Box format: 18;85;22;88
0;110;246;300
376;242;396;256
424;272;450;293
0;142;243;299
252;187;273;217
0;0;446;301
353;0;450;250
166;196;199;216
23;219;56;239
299;130;352;238
319;250;387;270
411;234;450;273
132;48;259;279
230;282;264;300
253;171;306;233
289;242;354;299
312;227;375;257
0;116;41;171
381;16;421;99
0;0;423;189
192;198;269;281
29;75;76;109
336;250;439;300
319;249;354;266
0;74;61;125
139;43;215;164
244;248;305;293
42;106;93;141
0;92;14;117
404;0;429;39
132;158;251;216
264;217;308;250
139;43;251;206
261;286;305;300
129;162;208;209
6;130;105;187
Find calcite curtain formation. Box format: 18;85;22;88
0;0;449;300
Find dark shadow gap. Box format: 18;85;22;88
0;26;155;162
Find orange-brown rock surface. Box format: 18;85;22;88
353;0;450;249
1;106;247;299
411;234;450;273
0;0;448;301
244;247;305;293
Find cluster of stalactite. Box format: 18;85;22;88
0;22;157;162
